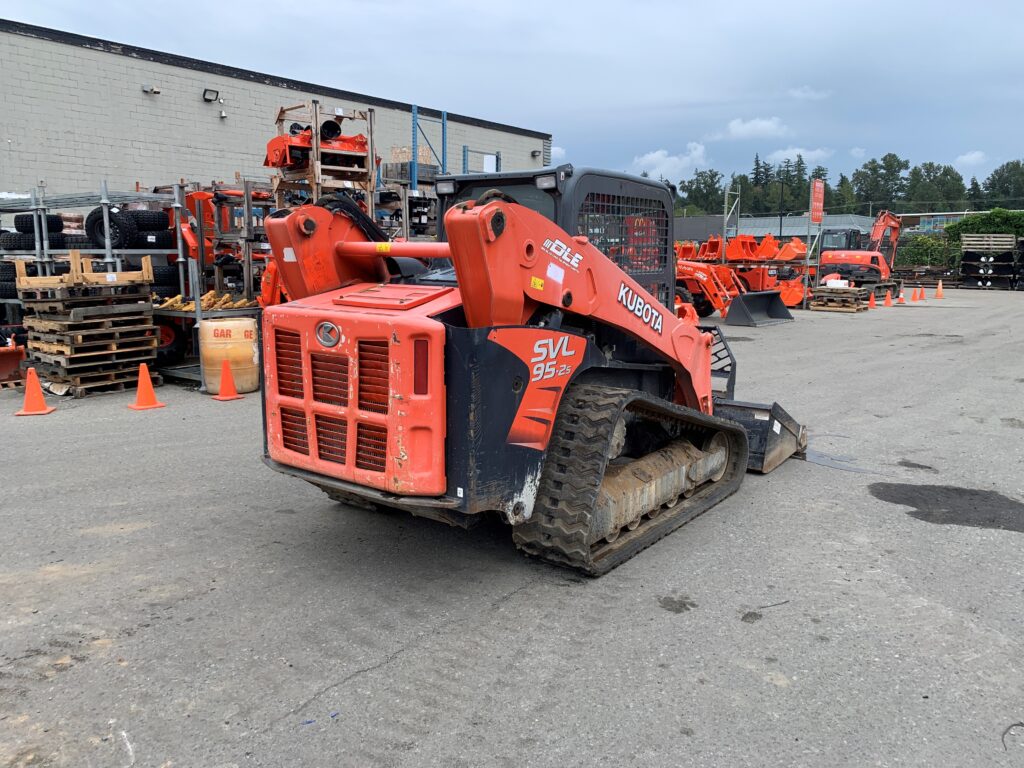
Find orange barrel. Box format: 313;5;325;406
199;317;259;394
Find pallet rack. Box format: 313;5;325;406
269;100;376;215
959;234;1019;290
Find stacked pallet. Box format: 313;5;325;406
809;286;869;313
14;252;160;397
960;234;1018;290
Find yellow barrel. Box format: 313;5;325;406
199;317;259;394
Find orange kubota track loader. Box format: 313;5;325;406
261;165;805;575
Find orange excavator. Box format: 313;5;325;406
818;210;903;296
260;165;805;575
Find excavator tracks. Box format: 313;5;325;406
512;383;750;576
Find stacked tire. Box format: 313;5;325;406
960;249;1015;290
151;264;181;299
85;206;137;249
0;260;17;299
0;213;74;252
126;209;174;248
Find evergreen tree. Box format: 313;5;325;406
967;176;985;209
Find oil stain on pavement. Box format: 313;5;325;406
658;595;698;613
869;483;1024;533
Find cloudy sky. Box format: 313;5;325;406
5;1;1020;183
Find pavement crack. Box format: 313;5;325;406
272;579;534;726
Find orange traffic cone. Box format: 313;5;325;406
918;285;926;301
212;358;244;401
128;363;165;410
15;367;55;416
935;280;945;299
897;289;906;305
868;292;877;309
910;287;919;303
883;290;893;307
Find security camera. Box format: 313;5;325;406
142;85;161;94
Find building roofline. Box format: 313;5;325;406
0;17;552;142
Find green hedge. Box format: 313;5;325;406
895;235;960;268
944;208;1024;242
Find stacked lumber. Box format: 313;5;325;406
15;252;160;397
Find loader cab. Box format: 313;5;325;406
435;164;677;310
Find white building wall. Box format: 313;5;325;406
0;26;549;195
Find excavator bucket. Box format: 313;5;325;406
724;290;793;327
714;400;808;473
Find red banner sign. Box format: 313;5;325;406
810;179;825;224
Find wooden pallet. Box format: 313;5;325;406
21;296;152;317
13;251;154;288
961;234;1018;252
27;323;154;345
0;378;23;390
17;285;152;302
43;371;164;399
812;286;870;302
25;314;152;334
28;347;156;371
810;301;869;313
29;335;156;356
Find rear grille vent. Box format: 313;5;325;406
280;407;309;455
355;423;388;472
275;330;304;399
357;340;389;414
315;414;347;465
311;353;349;406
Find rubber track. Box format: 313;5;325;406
512;383;749;576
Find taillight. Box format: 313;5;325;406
413;339;429;395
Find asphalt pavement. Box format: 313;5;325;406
1;289;1023;767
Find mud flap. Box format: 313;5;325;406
713;399;807;473
725;291;793;327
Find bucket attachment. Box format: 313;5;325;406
713;399;807;473
724;291;793;327
0;344;25;385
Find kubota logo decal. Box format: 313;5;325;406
542;238;583;271
618;283;664;335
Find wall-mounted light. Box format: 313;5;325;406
219;110;227;120
141;84;161;95
203;88;220;102
531;150;542;158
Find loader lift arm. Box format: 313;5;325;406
269;198;717;412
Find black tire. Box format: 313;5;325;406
64;234;92;249
14;213;63;234
42;233;66;250
692;295;716;318
152;265;180;286
132;230;175;248
85;207;138;249
53;262;70;275
675;285;694;307
0;282;16;299
155;320;187;366
152;284;179;299
0;232;35;251
127;209;170;231
0;261;15;280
